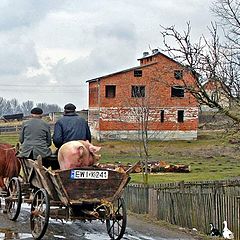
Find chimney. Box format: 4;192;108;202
143;52;149;57
152;49;159;54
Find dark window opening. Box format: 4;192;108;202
105;85;116;98
134;69;142;77
132;85;145;98
171;86;184;97
211;91;219;102
174;70;183;80
146;57;152;62
160;110;164;123
177;110;184;123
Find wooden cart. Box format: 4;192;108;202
3;157;130;240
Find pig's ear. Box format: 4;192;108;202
89;145;101;153
78;146;84;157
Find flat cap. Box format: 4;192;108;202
64;103;76;111
31;107;43;115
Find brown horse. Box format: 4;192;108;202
0;143;21;189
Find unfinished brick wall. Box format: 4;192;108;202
88;52;199;140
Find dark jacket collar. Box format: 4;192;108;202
63;112;78;116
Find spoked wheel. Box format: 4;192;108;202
6;177;22;220
30;188;50;240
106;197;127;240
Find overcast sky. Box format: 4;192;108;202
0;0;215;110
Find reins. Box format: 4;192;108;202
0;145;17;160
0;146;16;151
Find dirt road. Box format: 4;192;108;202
0;201;203;240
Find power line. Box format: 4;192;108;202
0;84;86;87
0;89;84;93
0;84;88;93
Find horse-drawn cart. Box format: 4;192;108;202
3;157;130;240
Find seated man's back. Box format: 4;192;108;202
19;107;52;160
53;103;91;149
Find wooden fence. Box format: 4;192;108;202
0;125;21;134
0;124;55;134
124;179;240;239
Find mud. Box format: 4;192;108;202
0;200;202;240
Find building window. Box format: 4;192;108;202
171;86;184;97
211;91;219;102
105;85;116;98
174;70;183;80
160;110;164;123
132;85;145;97
177;110;184;122
146;57;153;62
134;69;142;77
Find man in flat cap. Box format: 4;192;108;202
19;107;52;160
53;103;91;149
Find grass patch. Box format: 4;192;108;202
1;130;240;184
0;134;19;145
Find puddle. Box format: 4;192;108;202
0;231;32;240
0;225;192;240
53;235;66;239
0;198;194;240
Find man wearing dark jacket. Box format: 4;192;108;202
53;103;91;149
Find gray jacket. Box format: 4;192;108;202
19;118;52;159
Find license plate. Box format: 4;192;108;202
70;170;109;179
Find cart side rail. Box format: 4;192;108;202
19;157;60;201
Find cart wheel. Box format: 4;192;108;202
106;197;127;240
6;177;22;220
30;188;50;240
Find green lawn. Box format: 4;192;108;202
0;134;19;145
1;130;240;184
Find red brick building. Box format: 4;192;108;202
87;49;198;141
201;79;230;111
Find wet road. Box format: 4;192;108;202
0;200;196;240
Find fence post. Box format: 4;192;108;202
148;188;158;218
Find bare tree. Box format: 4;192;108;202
160;0;240;123
21;100;34;116
47;104;62;113
0;97;61;116
212;0;240;49
115;86;153;184
5;100;13;114
36;103;48;113
36;103;61;114
127;89;151;184
10;98;21;113
0;97;6;116
113;72;192;184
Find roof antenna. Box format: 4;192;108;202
148;44;152;52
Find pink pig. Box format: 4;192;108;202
58;140;101;170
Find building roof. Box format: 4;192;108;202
86;62;157;83
86;50;198;83
137;49;161;60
